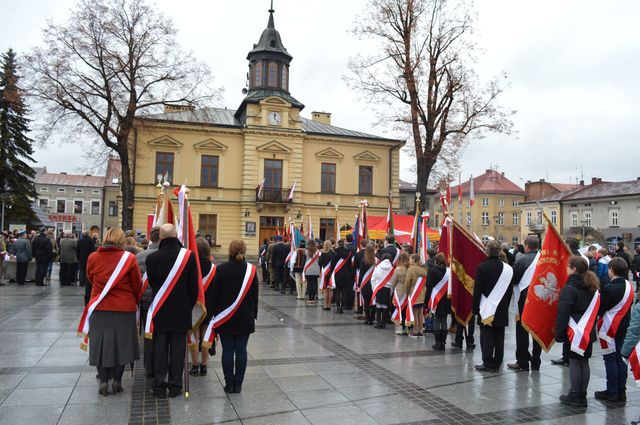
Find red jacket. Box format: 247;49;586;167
87;246;142;312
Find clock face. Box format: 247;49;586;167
267;111;282;126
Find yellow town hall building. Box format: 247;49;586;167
130;8;403;256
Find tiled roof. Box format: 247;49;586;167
105;156;122;186
142;107;401;142
451;169;525;196
521;187;587;204
561;179;640;201
549;182;581;192
36;172;105;188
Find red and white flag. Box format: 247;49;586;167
469;175;475;207
287;181;296;201
257;178;265;199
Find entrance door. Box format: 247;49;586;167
259;216;284;243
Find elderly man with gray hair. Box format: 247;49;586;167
473;240;514;373
59;231;78;286
507;235;541;372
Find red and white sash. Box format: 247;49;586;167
479;262;513;325
391;291;407;324
513;252;540;320
202;263;256;348
330;252;352;288
319;263;332;290
598;280;634;354
359;267;374;290
370;261;394;306
77;251;135;350
627;340;640;386
302;251;319;283
144;248;191;339
353;268;360;291
141;272;149;294
567;291;601;356
405;276;427;325
391;248;401;267
427;268;451;313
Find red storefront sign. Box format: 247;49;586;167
48;214;78;223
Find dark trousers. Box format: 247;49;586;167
98;365;124;383
16;261;28;285
455;314;476;344
334;285;347;309
220;334;250;388
515;319;541;368
562;341;570;361
60;262;77;285
276;266;285;291
84;283;92;306
141;309;154;376
78;263;88;287
307;276;318;301
569;357;590;396
261;262;268;283
153;331;186;391
480;324;505;369
603;335;627;394
35;262;48;286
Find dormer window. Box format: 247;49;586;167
253;61;263;87
282;65;288;91
267;62;278;87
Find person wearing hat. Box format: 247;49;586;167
14;230;32;285
31;228;53;286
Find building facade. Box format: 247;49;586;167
102;156;122;230
433;169;526;245
35;170;105;235
129;8;403;256
398;180;436;215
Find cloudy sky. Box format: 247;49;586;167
2;0;639;187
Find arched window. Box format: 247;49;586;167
253;61;263;87
267;62;278;87
282;65;288;91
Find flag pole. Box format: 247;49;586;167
334;204;339;242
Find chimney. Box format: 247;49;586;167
579;180;584;186
539;178;545;183
164;103;195;113
591;177;602;185
60;172;67;175
501;172;505;177
311;111;331;125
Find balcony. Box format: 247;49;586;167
256;187;292;204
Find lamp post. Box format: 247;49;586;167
580;220;587;247
0;193;10;232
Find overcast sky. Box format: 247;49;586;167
2;0;639;187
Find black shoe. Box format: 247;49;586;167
551;358;569;366
233;384;242;393
594;390;621;403
531;363;541;371
451;341;462;348
466;342;476;350
112;381;123;393
199;365;207;376
152;388;166;399
619;389;626;402
168;388;182;398
189;365;200;376
224;384;234;393
559;392;586;407
98;382;109;396
474;364;498;373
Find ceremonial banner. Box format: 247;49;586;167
521;213;572;352
450;219;487;325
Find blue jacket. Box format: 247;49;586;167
622;302;640;358
597;257;611;286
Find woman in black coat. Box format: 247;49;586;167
209;240;259;394
318;241;335;311
425;253;450;350
332;239;353;314
359;244;376;325
189;237;215;377
555;256;600;407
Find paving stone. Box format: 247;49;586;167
1;386;73;406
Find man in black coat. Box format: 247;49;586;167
344;233;358;310
594;257;632;403
473;240;513;372
507;235;541;371
615;241;631;269
31;228;52;286
377;234;398;261
270;236;288;293
332;239;353;314
145;224;199;398
77;231;96;302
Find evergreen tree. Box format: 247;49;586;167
0;49;36;225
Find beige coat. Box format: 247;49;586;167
390;265;407;296
404;263;429;305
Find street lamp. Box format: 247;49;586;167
0;193;11;232
579;220;587;247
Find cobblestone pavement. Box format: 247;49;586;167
0;272;638;425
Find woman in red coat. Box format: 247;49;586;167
86;227;142;396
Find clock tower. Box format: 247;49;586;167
235;5;304;129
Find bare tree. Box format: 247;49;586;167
348;0;513;210
26;0;217;229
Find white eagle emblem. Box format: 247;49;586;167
533;272;560;304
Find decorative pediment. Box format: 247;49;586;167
147;135;183;151
193;138;228;153
353;150;381;163
315;147;344;160
256;140;291;153
261;96;290;106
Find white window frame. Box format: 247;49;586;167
92;189;101;195
609;209;619;227
512;235;519;245
526;211;532;225
57;187;66;193
497;212;504;225
38;198;49;209
512;199;519;207
73;199;84;215
40;187;48;193
570;211;578;227
56;198;67;214
482;198;489;207
513;212;519;226
481;212;490;226
90;199;101;216
499;198;505;207
582;210;591;227
75;188;83;194
551;210;558;225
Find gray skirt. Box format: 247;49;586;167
89;311;140;368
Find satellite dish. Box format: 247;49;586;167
242;88;248;95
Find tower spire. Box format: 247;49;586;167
268;0;275;28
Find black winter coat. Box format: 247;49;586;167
425;263;450;316
271;242;288;268
377;245;398;262
511;250;538;315
77;236;96;266
209;258;259;336
555;273;598;358
146;238;199;333
332;246;353;288
31;234;53;263
633;254;640;282
598;276;631;340
616;249;631;268
472;256;512;327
